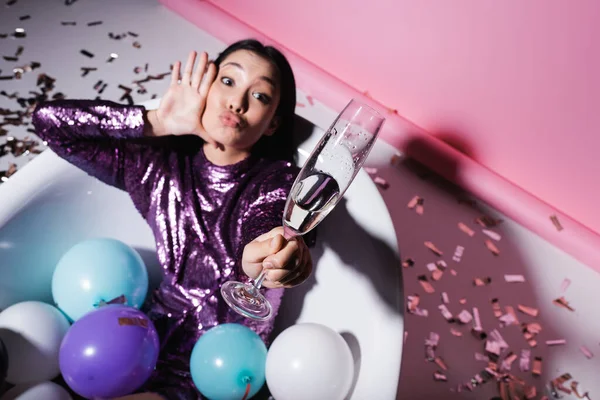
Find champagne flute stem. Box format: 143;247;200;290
252;225;298;291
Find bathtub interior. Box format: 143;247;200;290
0;100;403;399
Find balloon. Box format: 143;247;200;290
58;304;159;399
52;238;148;321
190;323;267;400
1;381;72;400
0;301;70;385
265;323;354;400
0;337;8;387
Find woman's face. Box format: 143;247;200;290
202;50;281;151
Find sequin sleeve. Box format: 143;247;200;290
32;99;170;217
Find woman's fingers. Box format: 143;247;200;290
181;51;197;85
199;62;217;97
170;61;181;85
191;52;208;89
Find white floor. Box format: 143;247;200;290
1;1;599;399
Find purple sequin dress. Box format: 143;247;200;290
32;100;299;399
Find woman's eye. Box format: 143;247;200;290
253;92;271;104
221;77;233;86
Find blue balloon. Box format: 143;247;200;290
190;323;267;400
52;238;148;321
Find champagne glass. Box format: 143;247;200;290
221;99;385;321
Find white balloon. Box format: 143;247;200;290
266;323;354;400
0;381;72;400
0;301;71;384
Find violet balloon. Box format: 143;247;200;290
58;305;159;399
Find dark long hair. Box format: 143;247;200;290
213;39;297;164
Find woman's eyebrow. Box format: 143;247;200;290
221;61;276;88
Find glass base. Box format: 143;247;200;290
220;280;273;321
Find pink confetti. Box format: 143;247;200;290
458;222;475;237
364;167;377;175
561;278;571;292
438;304;453;321
518;304;539;317
472;307;482;332
306;95;314;106
452;245;464;262
546;339;566;346
373;176;389;189
475;352;489;362
580;345;593;359
296;101;306;107
441;292;449;304
457;309;473;324
482;229;501;241
450;328;462;337
520;349;531;372
504;274;525;283
424;241;443;256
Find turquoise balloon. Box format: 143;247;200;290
190;323;267;400
51;238;148;321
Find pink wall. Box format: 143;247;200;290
205;0;600;236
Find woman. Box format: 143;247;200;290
33;39;313;399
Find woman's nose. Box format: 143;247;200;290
227;93;247;113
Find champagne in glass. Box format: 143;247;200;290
221;99;385;320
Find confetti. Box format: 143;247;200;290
133;41;141;49
472;307;484;335
473;277;491;286
373;176;389;189
475;215;502;228
491;298;502;318
0;163;17;182
504;274;525;283
482;229;501;241
3;56;18;62
449;269;457;276
457;309;473;324
80;49;94;58
407;195;424;214
459;298;467;305
418;275;435;294
402;258;414;268
295;102;305;107
475;352;489;362
551;373;573;395
532;357;542;376
390;153;401;166
80;67;97;77
546;339;566;346
19;15;30;21
500;352;517;372
520;349;530;372
485;239;500;256
433;371;447;382
6;0;17;5
550;215;564;231
452;245;464;262
65;0;78;5
14;28;26;38
570;381;590;399
499;311;518;327
441;292;449;304
128;31;139;37
553;296;575;311
560;278;571;292
458;222;475;237
438;304;453;322
107;52;119;63
517;304;539;317
306;95;314;105
424;241;443;256
87;21;103;26
579;345;593;359
363;167;377;175
407;294;428;317
450;328;462;337
61;21;76;26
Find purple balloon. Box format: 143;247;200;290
59;305;159;398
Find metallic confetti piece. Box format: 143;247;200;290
145;63;149;72
458;222;475;237
373;176;389;189
457;309;473;324
80;67;97;77
128;31;139;37
505;306;519;324
61;21;76;25
450;328;462;337
133;41;141;49
489;329;509;350
482;229;501;241
504;274;525;283
107;52;119;63
491;298;502;318
500;352;517;372
431;269;443;281
424;241;443;256
425;332;440;347
18;15;30;21
407;294;420;312
560;278;571;292
524;385;536;399
518;304;539;317
580;345;593;359
485;239;500;256
87;21;103;26
364;166;377;175
441;292;449;304
3;56;18;62
570;381;590;399
553;296;575;311
0;163;17;182
459;298;467;304
65;0;78;5
546;339;566;346
14;46;24;57
550;215;564;231
14;28;26;38
6;0;17;5
306;95;314;105
134;66;142;74
295;102;305;107
407;195;422;209
532;357;542;376
472;307;483;332
473;277;492;286
551;373;573;395
402;258;414;268
499;311;518;327
438;304;453;322
81;49;94;58
452;245;464;262
520;349;530;372
390;153;401;166
418;275;435;294
434;357;448;371
450;269;457;276
433;371;447;382
475;215;502;228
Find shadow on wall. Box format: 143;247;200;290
373;133;567;399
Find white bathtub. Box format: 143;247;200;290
0;100;404;399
